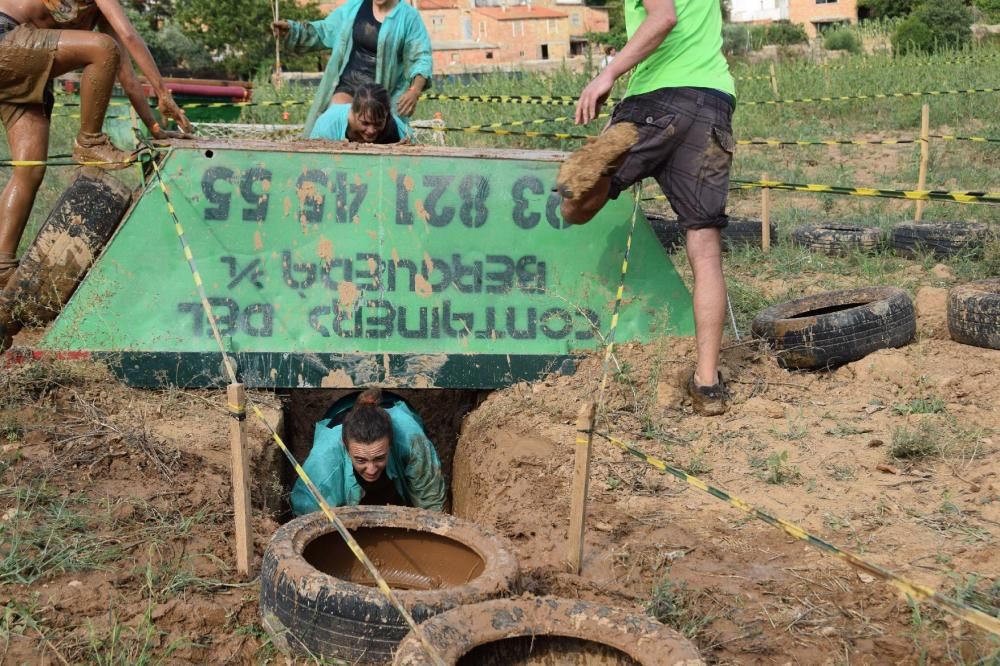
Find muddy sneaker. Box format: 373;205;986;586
687;371;728;416
73;133;132;170
556;122;639;201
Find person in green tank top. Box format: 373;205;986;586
556;0;736;416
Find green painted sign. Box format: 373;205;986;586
42;142;693;388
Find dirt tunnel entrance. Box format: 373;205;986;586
275;389;491;518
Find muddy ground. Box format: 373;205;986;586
1;277;998;664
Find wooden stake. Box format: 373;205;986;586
228;383;253;576
567;401;596;575
915;103;930;221
769;63;779;98
761;173;771;253
273;0;283;90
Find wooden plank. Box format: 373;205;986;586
228;383;253;576
567;401;596;574
915;104;930;221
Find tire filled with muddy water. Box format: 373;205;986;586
259;505;519;663
392;597;705;665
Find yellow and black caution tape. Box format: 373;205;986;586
740;86;1000;107
52;98;310;111
433;125;593;140
422;93;588;107
729;178;1000;204
142;141;445;666
592;429;1000;637
817;52;1000;71
931;134;1000;144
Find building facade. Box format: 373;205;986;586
729;0;856;37
312;0;608;73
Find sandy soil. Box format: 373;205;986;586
0;279;997;664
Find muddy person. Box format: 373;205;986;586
272;0;431;138
291;389;446;515
310;82;413;144
556;0;735;416
0;0;192;289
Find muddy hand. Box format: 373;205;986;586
158;92;193;133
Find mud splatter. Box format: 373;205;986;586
403;175;415;192
317;237;334;263
338;281;359;307
320;369;355;387
254;231;264;251
414;275;432;298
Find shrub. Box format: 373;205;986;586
891;0;973;54
766;20;809;45
723;23;751;55
823;26;862;53
972;0;1000;22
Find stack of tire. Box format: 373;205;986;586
646;214;776;252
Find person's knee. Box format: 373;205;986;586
560;199;597;225
15;165;47;191
95;33;120;66
686;227;723;261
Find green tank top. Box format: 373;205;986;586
624;0;735;98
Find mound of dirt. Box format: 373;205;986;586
454;338;999;663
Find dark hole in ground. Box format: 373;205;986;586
303;525;485;590
277;389;490;519
457;635;641;665
790;302;869;318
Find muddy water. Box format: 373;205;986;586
302;526;485;590
457;636;641;665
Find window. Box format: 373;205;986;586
816;0;837;4
547;18;555;34
571;14;581;26
431;15;445;28
479;20;486;37
451;52;459;62
486;51;494;59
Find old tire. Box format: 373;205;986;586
392;597;705;665
722;217;777;250
791;223;885;256
1;168;132;329
259;506;519;664
948;278;1000;350
646;215;776;253
751;286;916;370
889;221;992;259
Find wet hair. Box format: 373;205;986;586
342;388;392;446
351;83;391;128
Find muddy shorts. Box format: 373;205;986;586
0;17;60;128
607;87;735;230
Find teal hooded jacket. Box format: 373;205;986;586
283;0;433;137
310;103;414;141
290;398;446;515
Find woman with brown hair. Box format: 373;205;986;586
0;0;192;287
291;389;446;515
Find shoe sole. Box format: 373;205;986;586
556;122;639;201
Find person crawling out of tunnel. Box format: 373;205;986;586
291;388;445;515
309;82;413;144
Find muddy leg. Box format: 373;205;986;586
560;175;611;225
686;227;725;390
0;107;50;267
51;30;119;137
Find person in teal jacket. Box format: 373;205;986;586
291;389;446;515
272;0;432;138
311;83;413;143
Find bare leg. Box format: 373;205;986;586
331;92;353;106
686;227;725;388
50;30;119;138
0;108;50;260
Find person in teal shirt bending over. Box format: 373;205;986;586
272;0;431;138
291;389;446;514
311;83;413;143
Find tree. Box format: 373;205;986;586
173;0;322;79
892;0;973;54
858;0;921;19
